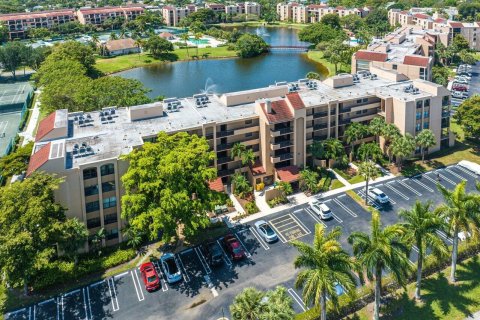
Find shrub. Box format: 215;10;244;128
267;196;288;208
245;201;259;214
226;199;233;207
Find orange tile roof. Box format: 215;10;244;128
26;143;51;176
286;92;305;110
0;9;75;21
355;50;387;62
208;177;224;192
251;160;266;176
414;13;430;20
276;165;300;183
403;55;430;67
35;111;56;142
449;21;463;28
260;100;294;124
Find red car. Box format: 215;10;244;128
223;234;245;260
139;262;161;292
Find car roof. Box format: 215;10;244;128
255;220;268;227
161;253;174;261
371;188;382;193
318;203;330;211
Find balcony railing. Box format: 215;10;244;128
313;123;328;130
217;143;233;151
217;129;234;138
217;157;231;164
442;111;450;118
217;169;235;177
205;133;214;140
278;153;293;161
273;140;292;149
271;127;293;135
313;111;328;119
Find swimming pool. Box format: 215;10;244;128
189;37;210;44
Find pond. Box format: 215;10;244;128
117;26;328;98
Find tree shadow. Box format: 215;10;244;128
157;53;179;62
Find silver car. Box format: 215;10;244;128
254;220;278;243
309;200;333;220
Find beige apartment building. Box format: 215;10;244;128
76;6;144;26
276;3;368;24
27;73;451;248
352;27;435;81
162;6;192;27
0;9;77;39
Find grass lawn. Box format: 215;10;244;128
348;174;365;184
306;50;351;77
330;179;345;190
347;255;480;320
95;46;238;74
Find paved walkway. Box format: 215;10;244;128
19;90;40;146
466;311;480;319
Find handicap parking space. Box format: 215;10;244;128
268;211;311;243
61;287;90;320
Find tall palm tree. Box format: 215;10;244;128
194;32;202;56
241;148;255;167
435;181;480;282
230;287;266;319
292;225;357;320
180;32;190;58
323;138;344;168
299;169;320;194
344;122;367;160
358;160;379;205
231;142;247;160
390;133;415;170
232;172;252;198
348;212;411;320
399;201;448;300
357;142;383;163
381;123;400;163
368;117;386;143
415;129;436;163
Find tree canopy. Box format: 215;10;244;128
298;23;346;45
144;35;174;58
235;33;268;58
0;142;33;177
121;132;223;241
455;96;480;140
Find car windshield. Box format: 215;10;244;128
165;258;178;274
262;224;275;236
378;192;386;198
147;275;157;283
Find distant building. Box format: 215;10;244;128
76;6;144;26
0;9;77;39
276;3;369;24
159;32;175;40
102;38;140;56
162;6;192;27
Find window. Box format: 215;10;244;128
416;123;421;132
362;98;368;103
423;122;429;129
416;100;423;109
103;196;117;209
245;132;253;138
86;201;100;213
245;119;253;125
84;185;99;196
356;111;362;115
87;217;101;229
83;168;97;180
102;181;115;193
100;164;115;176
420;67;427;80
104;213;118;225
424;111;430;118
416;112;421;120
357;99;362;104
393;64;397;70
362;109;368;114
424;99;430;107
106;228;119;240
356;60;370;71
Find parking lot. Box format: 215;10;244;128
451;62;477;107
4;163;479;320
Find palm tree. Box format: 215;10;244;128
323;138;344;168
194;32;202;56
358;160;379;205
292;225;357;320
435;181;480;282
308;140;325;167
242;148;256;166
231;142;246;161
381;123;400;163
357;142;383;162
344;122;367;160
368;117;386;143
348;212;411;320
415;129;436;162
399;201;448;300
180;32;190;58
390;133;416;170
277;181;293;198
299;169;320;194
109;32;118;40
60;218;88;265
230;287;266;319
232;172;252;199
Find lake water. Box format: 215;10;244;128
117;26;328;98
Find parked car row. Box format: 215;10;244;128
452;64;473;100
139;252;183;292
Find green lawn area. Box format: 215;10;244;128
347;255;480;320
348;174;365;184
95;46;238;74
306;50;351;77
330;179;345;190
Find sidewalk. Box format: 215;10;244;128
18;90;41;146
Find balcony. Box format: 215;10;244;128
442;111;450;118
339;119;351;125
217;129;234;138
271;153;293;163
217;156;231;165
340;107;352;113
271;140;292;150
313;111;328;119
234;124;259;136
217;168;235;177
313;123;328;130
271;126;293;137
217;142;233;151
205;133;214;140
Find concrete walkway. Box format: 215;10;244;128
329;168;351;186
466;311;480;319
19;90;41;146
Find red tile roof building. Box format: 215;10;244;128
260;100;294;124
403;55;430;67
26;142;51;176
35;111;56;142
354;51;388;62
76;6;144;26
276;165;300;183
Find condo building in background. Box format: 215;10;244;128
276;3;369;24
27;73;452;249
76;6;144;26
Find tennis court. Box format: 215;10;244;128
0;82;33;156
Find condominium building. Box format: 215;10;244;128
0;9;77;39
27;73;452;248
352;27;435;81
276;3;368;24
162;6;192;27
76;6;144;26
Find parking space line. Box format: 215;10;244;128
134;269;146;300
234;232;252;258
86;287;92;320
399;179;422;196
287;288;306;312
113;271;129;279
331;213;343;223
305;208;327;227
357;190;384;207
385;182;409;200
82;288;88;320
64;289;81;297
436;230;453;244
454;165;478;178
32;305;35;320
445;168;466;181
176;254;191;282
412;245;419;253
194;247;212;274
411;177;434;192
278;224;301;233
108;278;119;311
249;227;270;251
153;261;169;291
290;212;311;235
274;220;297;229
427;171;455;186
333;198;358;218
338;194;346;198
269;215;293;223
130;271;143;301
38;298;55;306
216;239;234;265
61;295;64;320
56;297;60;320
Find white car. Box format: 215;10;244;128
309;200;332;220
454;79;469;85
458;231;471;242
160;253;182;284
254;220;278;243
368;187;390;204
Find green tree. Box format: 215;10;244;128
24;46;52;71
121;132;218;241
277;180;293;197
298;23;346;45
357;142;383;162
435;181;480;282
299;168;320;194
194;32;202;56
324;39;350;74
232;172;252;199
323;138;345;168
320;13;341;29
415;129;436;162
432;66;450;86
0;173;67;294
235;33;268;58
308;140;325;165
368;117;386;143
455;96;480;140
180;32;190;58
391;133;416;170
459;50;477;65
0;41;27;79
48;41;96;75
144;35;174;58
241;148;255;166
381;123;400;162
399;201;448;300
306;71;321;80
231;142;247;160
358;160;379;206
348;212;411;320
344;122;367;160
230;286;295;320
59;218;89;265
0;142;33;177
340;14;365;32
292;225;357;320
